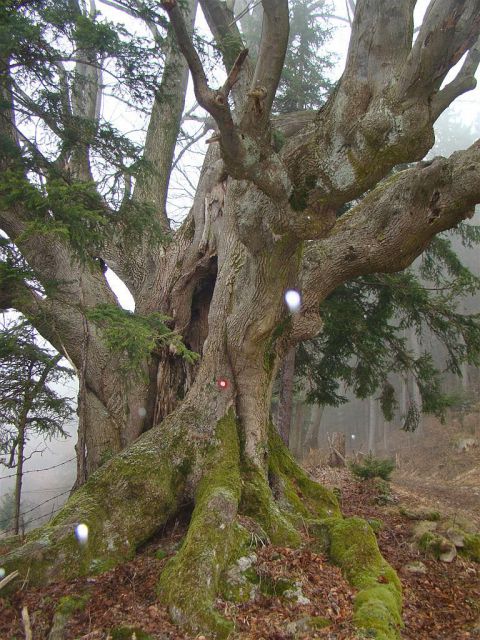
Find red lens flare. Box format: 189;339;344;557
217;378;229;390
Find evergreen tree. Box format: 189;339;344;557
0;318;74;534
0;493;15;533
239;0;336;113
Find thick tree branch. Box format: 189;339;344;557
343;0;414;93
67;0;103;181
244;0;289;129
162;0;291;203
133;0;195;228
294;142;480;342
395;0;480;101
161;0;245;160
99;0;163;41
200;0;250;70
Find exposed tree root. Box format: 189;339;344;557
319;517;403;639
0;404;199;588
0;410;403;639
158;410;244;639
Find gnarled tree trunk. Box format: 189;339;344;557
1;0;480;638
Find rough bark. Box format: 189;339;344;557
277;346;296;446
1;1;480;637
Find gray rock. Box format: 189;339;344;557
402;561;427;575
446;527;465;548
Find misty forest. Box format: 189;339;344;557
1;0;480;638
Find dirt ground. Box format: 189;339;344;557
1;413;479;639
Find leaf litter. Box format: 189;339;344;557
1;467;479;639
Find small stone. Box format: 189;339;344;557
454;436;477;452
236;554;256;572
402;561;427;575
446;527;465;548
439;543;457;563
285;617;310;635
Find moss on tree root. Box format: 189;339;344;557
320;517;403;640
0;406;200;589
1;407;404;640
158;410;245;639
268;422;341;520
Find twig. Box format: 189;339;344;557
22;606;33;640
221;48;249;96
20;566;30;591
227;0;263;27
0;570;19;591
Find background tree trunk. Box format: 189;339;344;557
13;411;26;536
328;432;346;467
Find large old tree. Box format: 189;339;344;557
1;0;480;637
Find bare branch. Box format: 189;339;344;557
99;0;162;41
246;0;289;126
162;0;290;201
395;0;480;100
200;0;254;110
221;48;249;96
68;0;103;180
172;126;209;170
228;0;263;26
431;35;480;118
131;0;195;241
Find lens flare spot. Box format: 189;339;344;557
351;434;356;439
75;523;89;545
138;407;147;417
217;378;229;390
284;289;301;313
0;568;5;579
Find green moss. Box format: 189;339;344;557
272;129;286;152
354;587;402;640
310;615;331;629
289;187;309;212
220;555;259;603
0;410;194;590
110;627;154;640
268;423;340;519
322;517;402;639
259;575;295;597
418;532;444;559
47;592;91;640
399;507;440;521
461;534;480;562
158;410;243;638
240;466;301;547
56;594;89;616
155;548;168;560
289;174;317;212
368;519;384;534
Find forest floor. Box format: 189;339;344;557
1;458;479;640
